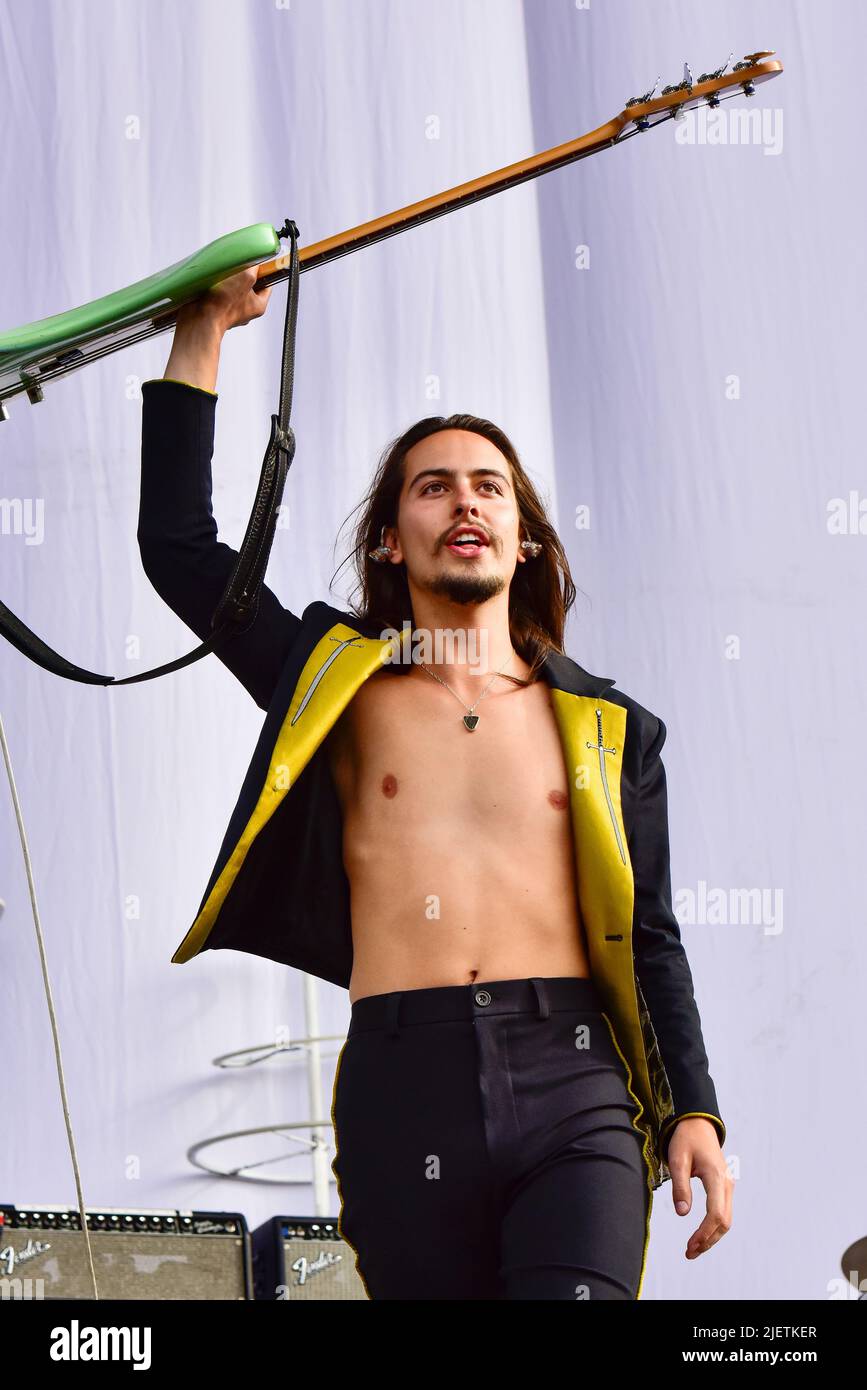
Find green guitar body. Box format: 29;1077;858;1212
0;221;279;409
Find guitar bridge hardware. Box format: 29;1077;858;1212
48;348;86;371
21;373;43;406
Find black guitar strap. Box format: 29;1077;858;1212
0;218;301;687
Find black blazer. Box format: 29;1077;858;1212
137;377;726;1192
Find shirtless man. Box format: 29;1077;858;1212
328;430;594;1004
144;267;731;1299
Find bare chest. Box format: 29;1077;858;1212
326;669;573;827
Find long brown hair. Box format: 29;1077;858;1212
331;414;577;682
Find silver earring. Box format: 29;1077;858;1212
520;538;542;558
369;526;394;563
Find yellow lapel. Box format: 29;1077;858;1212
171;622;389;963
548;689;656;1151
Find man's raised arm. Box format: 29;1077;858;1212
137;272;301;711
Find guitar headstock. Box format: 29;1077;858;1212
618;50;783;134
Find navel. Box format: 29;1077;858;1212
381;773;398;798
548;789;568;810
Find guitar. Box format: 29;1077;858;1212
0;50;783;685
0;50;782;419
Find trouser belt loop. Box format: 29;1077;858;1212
386;993;402;1038
530;978;550;1020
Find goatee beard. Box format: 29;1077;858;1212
426;571;506;605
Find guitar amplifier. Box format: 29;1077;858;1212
251;1216;369;1300
0;1204;252;1300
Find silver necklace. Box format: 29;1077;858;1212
418;650;514;731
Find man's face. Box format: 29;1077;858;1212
383;429;527;605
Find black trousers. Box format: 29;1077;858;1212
330;976;653;1300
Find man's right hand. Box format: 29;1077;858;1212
164;267;273;392
178;266;273;334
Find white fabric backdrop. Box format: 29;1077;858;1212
1;0;863;1300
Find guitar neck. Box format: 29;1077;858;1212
255;53;782;283
0;53;782;412
258;118;623;282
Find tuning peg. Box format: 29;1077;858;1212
698;52;733;83
625;75;660;108
661;63;694;100
733;50;774;73
0;400;9;422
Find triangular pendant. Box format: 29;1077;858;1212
463;714;480;731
